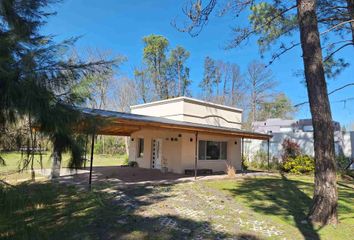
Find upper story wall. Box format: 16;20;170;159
130;97;242;129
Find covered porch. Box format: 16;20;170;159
76;107;272;187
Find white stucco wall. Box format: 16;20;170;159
131;97;242;129
129;129;242;174
131;100;185;122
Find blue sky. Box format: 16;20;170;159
42;0;354;128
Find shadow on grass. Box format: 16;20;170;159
0;180;261;240
222;174;320;240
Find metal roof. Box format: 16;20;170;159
77;107;271;140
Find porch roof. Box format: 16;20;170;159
77;107;272;140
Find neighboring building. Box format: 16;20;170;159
247;118;353;169
79;97;271;174
252;118;341;134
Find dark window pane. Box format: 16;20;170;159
198;140;228;160
220;142;227;160
198;140;206;160
138;138;144;157
206;141;220;160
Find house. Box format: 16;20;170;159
252;118;341;134
79;97;271;175
128;97;270;174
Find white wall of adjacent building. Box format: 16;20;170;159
244;131;354;169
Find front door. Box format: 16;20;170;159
151;138;162;169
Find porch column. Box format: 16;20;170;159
194;131;198;180
89;133;95;189
241;137;244;173
84;134;89;168
267;139;270;172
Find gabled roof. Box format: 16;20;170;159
77;107;271;140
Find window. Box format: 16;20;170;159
198;140;227;160
137;138;144;157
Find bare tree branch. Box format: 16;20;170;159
294;83;354;107
321;19;354;35
323;42;354;62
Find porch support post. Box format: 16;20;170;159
84;134;88;168
267;139;270;172
89;133;95;189
194;131;198;180
241;137;244;173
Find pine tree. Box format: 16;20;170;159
169;46;191;96
0;0;114;178
200;56;216;100
142;34;169;99
177;0;354;225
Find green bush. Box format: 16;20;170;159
336;154;351;171
247;151;280;171
128;161;138;167
251;150;268;169
94;136;126;155
241;156;249;170
122;154;129;165
283;155;315;174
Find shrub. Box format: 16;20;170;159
128;161;138;168
226;164;237;177
122;155;129;165
336;154;351;171
281;138;301;164
241;155;249;171
249;150;268;169
283;155;315;174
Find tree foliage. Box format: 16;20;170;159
176;0;352;226
200;56;246;108
0;0;115;177
137;34;191;101
258;93;297;120
168;46;191;96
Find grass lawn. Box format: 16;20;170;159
0;151;126;173
1;174;352;240
0;151;126;184
205;174;354;240
0;181;127;240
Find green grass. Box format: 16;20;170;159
0;151;126;184
0;181;208;240
0;174;352;239
204;174;354;240
0;151;126;174
0;181;127;240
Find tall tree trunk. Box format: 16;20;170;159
50;143;62;179
297;0;338;225
28;114;35;181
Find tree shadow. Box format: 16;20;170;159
0;180;263;240
221;174;321;240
